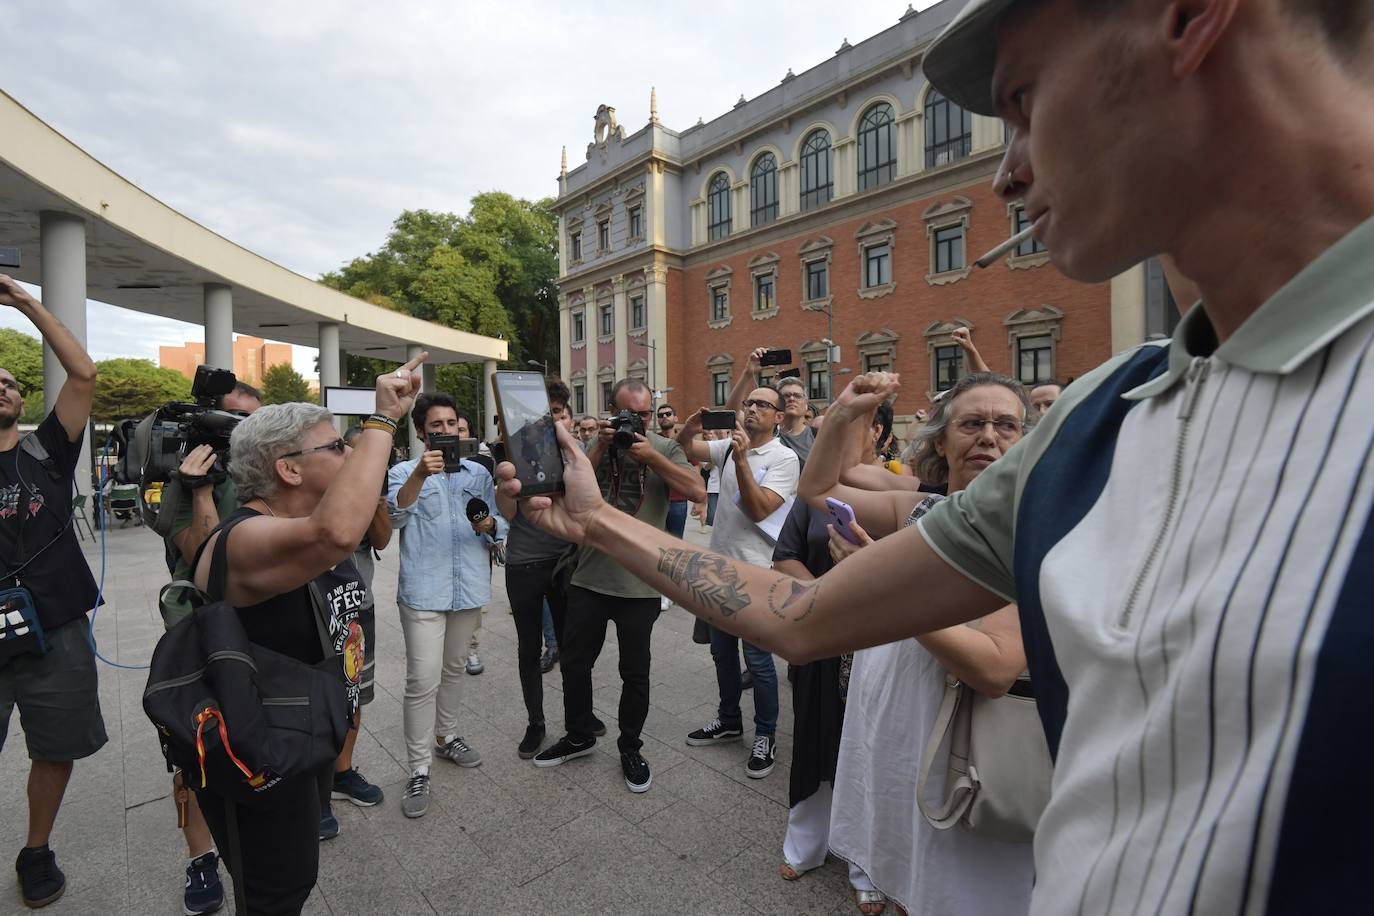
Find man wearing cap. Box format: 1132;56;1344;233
497;0;1374;912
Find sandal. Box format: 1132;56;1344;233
855;889;887;915
779;862;810;881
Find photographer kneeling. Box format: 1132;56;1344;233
189;355;423;915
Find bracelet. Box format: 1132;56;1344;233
363;413;398;430
361;419;397;434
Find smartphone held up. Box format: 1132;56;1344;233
491;371;565;497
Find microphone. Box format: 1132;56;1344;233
466;497;490;526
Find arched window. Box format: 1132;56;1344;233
799;130;833;212
750;154;779;227
925;89;971;168
707;172;732;241
857;103;896;191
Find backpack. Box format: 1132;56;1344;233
142;513;350;809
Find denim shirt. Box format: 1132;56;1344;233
386;458;508;611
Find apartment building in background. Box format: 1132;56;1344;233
159;334;293;386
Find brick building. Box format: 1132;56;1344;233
553;0;1178;424
159;334;293;387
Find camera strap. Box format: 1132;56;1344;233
0;435;76;586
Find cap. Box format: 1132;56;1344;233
922;0;1021;117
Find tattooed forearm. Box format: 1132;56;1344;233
656;548;752;618
767;576;819;622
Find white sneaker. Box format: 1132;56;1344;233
660;595;672;612
466;651;484;675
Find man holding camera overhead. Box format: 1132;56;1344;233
531;378;703;794
386;392;505;819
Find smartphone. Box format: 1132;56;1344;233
490;371;564;497
457;438;480;460
759;348;793;367
426;434;464;473
825;497;860;544
701;409;737;431
777;367;801;380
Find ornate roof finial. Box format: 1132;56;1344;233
650;86;659;124
560;145;568;177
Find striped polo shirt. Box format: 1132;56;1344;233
919;215;1374;915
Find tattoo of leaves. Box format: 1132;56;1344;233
657;548;752;618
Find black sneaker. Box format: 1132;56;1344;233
591;717;608;738
685;718;744;746
746;734;777;778
621;750;652;793
183;851;225;915
332;767;384;807
318;805;340;841
15;844;65;909
518;724;546;759
532;735;596;768
539;647;559;673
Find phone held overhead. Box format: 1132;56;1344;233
491;371;564;497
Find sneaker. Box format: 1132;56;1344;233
318;806;339;841
532;735;596;768
741;668;755;690
332;767;384;807
659;595;671;612
591;717;608;738
401;772;431;819
539;646;559;673
15;844;65;909
436;735;482;768
518;724;546;759
621;750;652;793
747;734;777;778
466;651;484;675
183;851;224;915
685;718;744;746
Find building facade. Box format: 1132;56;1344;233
553;0;1175;423
159;334;294;386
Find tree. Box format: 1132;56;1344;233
92;358;192;423
0;328;47;422
261;363;314;405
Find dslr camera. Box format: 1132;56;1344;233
609;409;645;451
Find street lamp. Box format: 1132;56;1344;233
526;359;549;375
808;301;838;403
634;338;660;406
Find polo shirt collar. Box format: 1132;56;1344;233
1126;214;1374;400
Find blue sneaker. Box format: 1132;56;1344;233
183;851;224;915
319;806;340;841
331;767;384;807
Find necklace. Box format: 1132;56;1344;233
258;500;277;518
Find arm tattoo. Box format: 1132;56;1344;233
656;548;752;618
767;576;819;622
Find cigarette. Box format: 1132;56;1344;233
975;226;1036;268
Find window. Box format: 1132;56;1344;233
807;360;830;401
707;173;732;241
750;153;779;227
599;302;614;337
800;130;833;211
864;243;892;288
710;286;729;322
1013;206;1047;257
933;225;965;274
924;90;972;168
1018;335;1055;383
934;344;962;392
713;372;730;406
573;383;585;415
597;219;610;252
628;205;642;239
570;232;582;262
805;260;829;301
754;274;775;313
572;309;585;343
630;294;645;330
601;380;614;412
857;103;897;191
864;352;891;374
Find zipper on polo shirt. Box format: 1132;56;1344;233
1118;356;1211;630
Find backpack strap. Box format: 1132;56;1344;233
18;433;62;484
916;675;977;831
307;581;339;659
201;512;256;604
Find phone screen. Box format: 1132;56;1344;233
491;371;564;497
701;409;737;431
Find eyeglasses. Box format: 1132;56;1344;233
954;417;1022;437
780;391;807;402
742;399;781;411
280;439;347;460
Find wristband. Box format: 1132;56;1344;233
361;419;396;435
175;471;215;490
366;413;399;429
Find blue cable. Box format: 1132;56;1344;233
87;436;150;671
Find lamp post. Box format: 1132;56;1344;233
635;337;660;406
810;300;837;403
526;359;549;375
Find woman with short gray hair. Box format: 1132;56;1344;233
228;402;333;503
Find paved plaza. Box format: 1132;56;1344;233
1;518;858;915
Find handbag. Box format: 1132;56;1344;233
916;673;1052;844
142;514;350;809
0;585;46;659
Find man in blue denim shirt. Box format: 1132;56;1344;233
386;392;507;819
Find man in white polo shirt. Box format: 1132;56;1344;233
675;386;798;778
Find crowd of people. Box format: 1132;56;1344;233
1;0;1371;913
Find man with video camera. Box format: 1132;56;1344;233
386;392;506;819
530;379;703;794
0;275;101;909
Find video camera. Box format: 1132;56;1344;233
128;365;246;534
609;408;645;451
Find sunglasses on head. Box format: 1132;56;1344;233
280;438;346;460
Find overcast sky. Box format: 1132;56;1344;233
1;0;937;377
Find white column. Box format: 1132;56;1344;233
833;139;857;198
482;359;498;442
646;267;669;396
558;295;572;381
612;276;628;382
318;322;341;430
39;211;90;489
406;343;424;458
203;283;234;371
582;285;599;414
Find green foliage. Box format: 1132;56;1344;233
92;358;192;423
261;363;315;405
0;328;47;422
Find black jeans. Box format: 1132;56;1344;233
195;765;331;916
505;559;569;728
561;585;660;752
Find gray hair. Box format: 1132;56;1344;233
909;373;1036;487
229;402;335;502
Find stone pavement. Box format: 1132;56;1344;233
1;517;859;915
